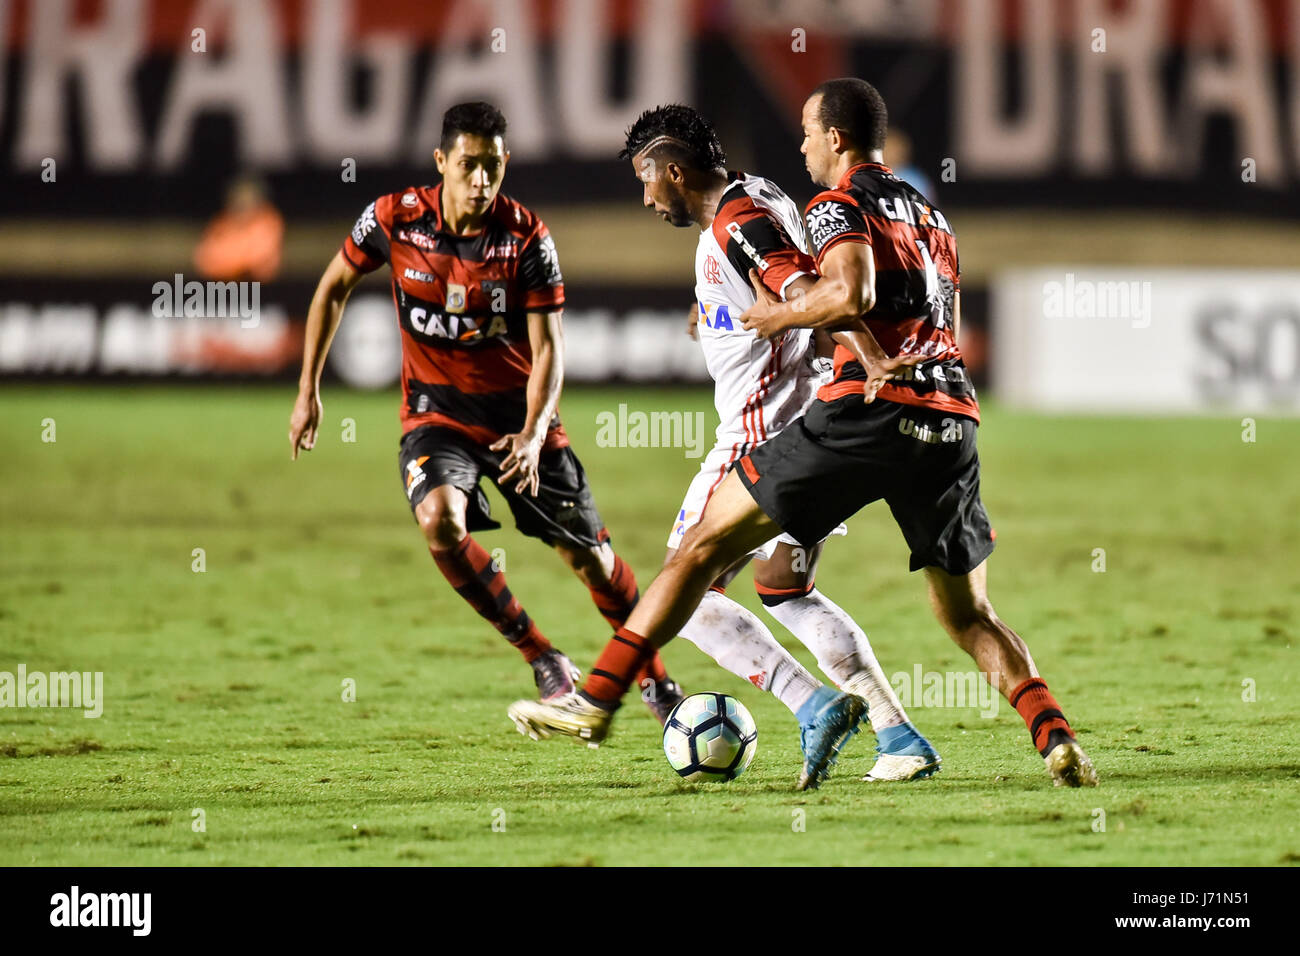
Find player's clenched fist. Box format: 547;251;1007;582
739;268;789;340
289;388;322;460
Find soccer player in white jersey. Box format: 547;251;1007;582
618;105;940;785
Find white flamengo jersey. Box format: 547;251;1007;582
667;172;837;553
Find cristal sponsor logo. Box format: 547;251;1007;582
1042;272;1152;329
397;227;436;250
50;886;150;936
351;201;377;243
806;200;850;248
151;273;260;328
898;417;965;444
890;666;998;717
724;221;770;270
594;403;707;459
0;664;103;718
403;267;436;283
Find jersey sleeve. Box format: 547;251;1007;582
711;199;816;301
341;195;393;273
518;222;565;310
804;191;870;266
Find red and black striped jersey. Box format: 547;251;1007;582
805;163;979;423
341;183;569;446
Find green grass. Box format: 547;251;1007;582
1;384;1297;866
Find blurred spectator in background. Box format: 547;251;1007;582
884;127;935;202
194;174;284;281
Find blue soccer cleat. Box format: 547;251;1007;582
795;688;867;791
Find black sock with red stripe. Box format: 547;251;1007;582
430;536;552;663
581;627;656;710
1011;677;1076;756
584;554;670;692
587;554;640;626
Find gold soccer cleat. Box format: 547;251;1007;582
1044;739;1099;787
508;692;614;750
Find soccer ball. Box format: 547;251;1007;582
662;692;758;783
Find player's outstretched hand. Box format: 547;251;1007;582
862;351;927;404
739;269;787;340
289;388;322;460
491;431;543;496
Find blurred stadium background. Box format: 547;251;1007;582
3;0;1298;408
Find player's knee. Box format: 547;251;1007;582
676;531;729;580
561;545;609;587
417;502;466;550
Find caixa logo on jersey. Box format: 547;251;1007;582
398;290;509;345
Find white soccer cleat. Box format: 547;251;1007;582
854;714;942;783
863;751;942;782
507;692;613;749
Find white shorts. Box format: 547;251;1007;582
665;439;846;561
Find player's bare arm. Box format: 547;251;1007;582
751;264;922;402
290;250;365;460
740;238;874;338
491;309;563;496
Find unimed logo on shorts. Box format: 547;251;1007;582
50;886;151;936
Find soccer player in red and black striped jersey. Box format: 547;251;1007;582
508;82;1097;788
289;102;681;720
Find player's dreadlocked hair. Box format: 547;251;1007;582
618;104;727;171
811;78;887;151
440;101;508;152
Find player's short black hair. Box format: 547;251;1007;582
618;104;727;171
440;101;508;152
811;78;887;151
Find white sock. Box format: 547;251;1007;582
677;589;821;716
763;588;908;733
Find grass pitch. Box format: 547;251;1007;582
1;384;1297;866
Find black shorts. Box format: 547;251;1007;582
735;397;995;575
398;425;610;549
